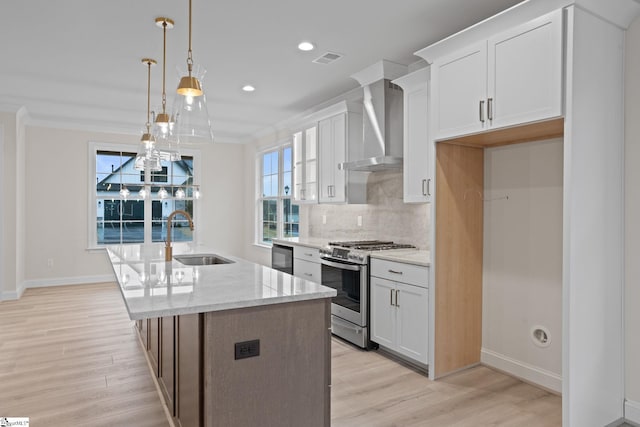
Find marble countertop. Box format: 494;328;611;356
272;237;329;250
106;243;337;320
370;249;431;267
273;237;430;266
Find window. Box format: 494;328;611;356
257;145;299;244
90;143;199;247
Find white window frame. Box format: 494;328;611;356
87;141;201;250
255;142;298;246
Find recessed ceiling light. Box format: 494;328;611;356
242;85;255;92
297;41;315;52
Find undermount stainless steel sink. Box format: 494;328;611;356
174;254;235;266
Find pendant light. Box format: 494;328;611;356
135;58;162;172
153;17;181;161
174;0;213;144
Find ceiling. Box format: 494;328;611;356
0;0;524;144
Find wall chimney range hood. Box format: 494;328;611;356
340;60;408;172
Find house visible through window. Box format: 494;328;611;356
92;146;197;246
258;145;299;244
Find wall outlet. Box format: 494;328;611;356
47;258;54;268
322;215;327;225
235;339;260;360
357;216;363;227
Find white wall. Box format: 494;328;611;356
0;112;19;298
625;14;640;418
16;124;245;288
482;138;563;392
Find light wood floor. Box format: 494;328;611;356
0;283;562;426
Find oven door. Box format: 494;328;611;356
320;258;367;326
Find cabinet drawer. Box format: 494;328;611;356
370;259;428;288
294;258;321;283
293;246;321;263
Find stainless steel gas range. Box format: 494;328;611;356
319;240;415;348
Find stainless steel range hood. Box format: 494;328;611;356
340;60;406;172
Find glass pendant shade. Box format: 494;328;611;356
153;17;180;157
175;0;213;144
134;125;162;172
134;145;162;172
174;64;213;144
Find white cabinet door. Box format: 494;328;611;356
395;282;428;364
487;9;563;129
318;114;346;203
394;68;432;203
432;41;488;140
370;277;396;349
293;126;318;203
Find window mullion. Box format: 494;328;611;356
143;167;152;243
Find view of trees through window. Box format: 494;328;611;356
259;146;299;244
95;150;195;245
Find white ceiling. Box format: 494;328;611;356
0;0;524;144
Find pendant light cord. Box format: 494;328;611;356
187;0;194;76
146;60;152;131
162;20;167;114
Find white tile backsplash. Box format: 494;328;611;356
299;171;430;249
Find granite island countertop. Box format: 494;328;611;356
106;243;336;320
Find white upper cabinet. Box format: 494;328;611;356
431;9;563;141
393;68;432;203
293;125;318;203
315;102;367;205
318;113;347;203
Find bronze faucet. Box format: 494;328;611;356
165;209;194;261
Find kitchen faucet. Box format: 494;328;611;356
165;209;194;262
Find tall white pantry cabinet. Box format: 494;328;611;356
416;1;640;426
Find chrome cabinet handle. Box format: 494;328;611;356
388;269;403;275
390;288;394;306
488;98;493;121
395;289;400;308
422;179;427;196
304;273;313;277
427;178;432;196
304;252;313;257
479;100;485;123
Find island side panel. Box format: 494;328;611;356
203;298;331;427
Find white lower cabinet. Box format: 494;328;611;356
293;246;321;284
370;259;429;365
294;258;321;283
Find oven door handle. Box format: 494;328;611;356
320;258;362;271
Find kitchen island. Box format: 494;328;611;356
106;243;336;427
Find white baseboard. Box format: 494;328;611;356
23;274;115;289
1;290;20;300
481;348;562;393
626;399;640;425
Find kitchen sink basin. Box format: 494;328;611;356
174;254;235;266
